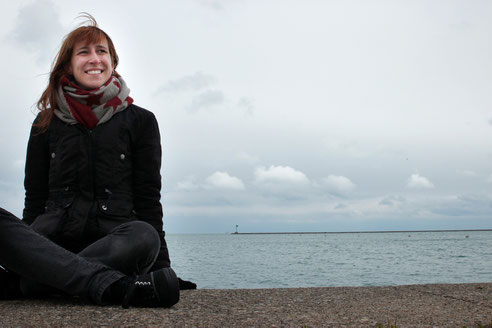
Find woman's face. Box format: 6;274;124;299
69;38;113;90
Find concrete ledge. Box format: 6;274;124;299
1;283;491;327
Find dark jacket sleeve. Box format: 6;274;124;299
23;122;50;224
132;111;170;269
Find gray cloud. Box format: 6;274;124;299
187;89;225;112
155;72;252;115
253;166;312;200
322;175;356;197
429;194;492;217
237;97;254;116
379;198;393;206
10;0;63;64
154;72;225;113
255;165;310;185
175;172;245;192
334;203;347;210
379;195;406;207
204;171;245;190
407;173;434;189
155;71;216;94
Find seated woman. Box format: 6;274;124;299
1;13;194;304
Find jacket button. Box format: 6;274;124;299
102;205;107;211
120;154;125;160
51;152;56;159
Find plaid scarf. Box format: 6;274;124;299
54;76;133;129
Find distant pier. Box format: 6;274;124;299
231;229;492;235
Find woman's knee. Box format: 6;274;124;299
115;221;161;254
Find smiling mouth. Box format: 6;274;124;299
86;70;103;75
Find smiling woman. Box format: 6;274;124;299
0;13;195;307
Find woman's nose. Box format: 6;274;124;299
88;51;100;64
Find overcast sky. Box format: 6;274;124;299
1;0;492;233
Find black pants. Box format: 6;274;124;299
0;207;160;303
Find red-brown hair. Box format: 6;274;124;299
35;13;120;131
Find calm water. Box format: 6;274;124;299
166;231;492;289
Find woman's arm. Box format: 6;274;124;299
132;110;170;268
23;122;50;224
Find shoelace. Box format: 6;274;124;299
135;281;151;286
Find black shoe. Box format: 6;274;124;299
122;267;180;308
0;268;22;300
178;277;197;290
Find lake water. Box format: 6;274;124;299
166;231;492;289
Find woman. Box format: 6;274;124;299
18;14;193;299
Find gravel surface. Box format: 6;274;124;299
1;283;491;327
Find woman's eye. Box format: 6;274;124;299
97;49;107;54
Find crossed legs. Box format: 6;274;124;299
0;207;124;303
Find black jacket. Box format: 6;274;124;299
23;104;170;269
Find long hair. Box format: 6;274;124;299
35;13;120;131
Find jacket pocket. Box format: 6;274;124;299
96;197;134;233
